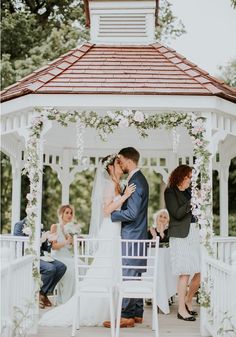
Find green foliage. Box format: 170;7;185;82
41;166;61;231
231;0;236;9
213;214;236;236
1;1;89;89
213;158;236;215
229;158;236;212
70;170;95;234
155;0;186;42
1;10;44;59
0;152;12;233
219;58;236;87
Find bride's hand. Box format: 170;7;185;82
124;183;136;197
66;234;73;245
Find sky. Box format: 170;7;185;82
167;0;236;77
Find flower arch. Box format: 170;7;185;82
23;108;214;289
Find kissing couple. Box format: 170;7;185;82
39;147;149;328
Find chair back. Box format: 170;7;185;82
119;238;159;285
73;235;117;292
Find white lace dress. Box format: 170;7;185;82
39;180;121;327
51;223;75;304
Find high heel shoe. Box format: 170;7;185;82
185;304;198;316
177;313;196;321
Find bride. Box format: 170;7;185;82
39;154;135;327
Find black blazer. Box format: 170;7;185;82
164;187;192;238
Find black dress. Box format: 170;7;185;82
148;228;169;247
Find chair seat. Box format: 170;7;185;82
120;280;154;294
80;283;113;293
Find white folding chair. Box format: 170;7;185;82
116;238;160;337
72;235;117;337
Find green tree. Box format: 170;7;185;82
0;152;12;233
219;58;236;87
156;0;186;41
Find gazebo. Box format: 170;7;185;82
1;1;236;336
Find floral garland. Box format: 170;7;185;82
22;108;214;306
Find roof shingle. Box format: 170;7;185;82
1;42;236;103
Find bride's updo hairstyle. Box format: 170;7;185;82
101;154;117;173
57;204;75;224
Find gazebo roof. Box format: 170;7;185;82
1;42;236;103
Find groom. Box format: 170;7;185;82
103;147;149;328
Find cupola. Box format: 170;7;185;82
87;0;156;44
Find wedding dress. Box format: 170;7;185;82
39;170;121;327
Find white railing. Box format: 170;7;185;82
0;235;35;337
0;235;29;259
201;236;236;337
1;255;35;337
212;236;236;264
203;256;236;337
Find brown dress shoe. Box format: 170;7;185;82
39;294;45;309
43;295;52;307
134;317;143;323
103;318;135;328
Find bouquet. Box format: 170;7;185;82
63;223;81;254
64;222;81;237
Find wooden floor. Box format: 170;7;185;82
30;300;201;337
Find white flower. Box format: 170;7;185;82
133;110;144;123
194;138;203;147
123;109;132;116
64;223;81;236
107;111;115;119
23;226;32;236
118;118;129;128
26;205;38;216
41;231;50;243
199;227;207;240
26;193;35;202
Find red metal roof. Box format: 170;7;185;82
1;42;236;103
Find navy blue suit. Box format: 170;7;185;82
14;219;66;296
111;170;149;319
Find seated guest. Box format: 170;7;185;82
148;209;169;246
14;218;67;309
50;205;81;304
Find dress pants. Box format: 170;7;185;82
40;259;66;295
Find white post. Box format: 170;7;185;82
219;160;230;237
200;112;213;337
51;150;83;205
10;152;22;233
61;151;71;204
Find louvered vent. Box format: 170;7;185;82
98;14;147;38
89;0;155;44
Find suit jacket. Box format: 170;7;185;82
164;186;192;238
111;170;149;268
14;219;51;255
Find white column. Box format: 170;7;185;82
10;156;22;233
51;150;90;205
61;151;71;204
219;161;230;237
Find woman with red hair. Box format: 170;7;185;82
164;165;200;322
